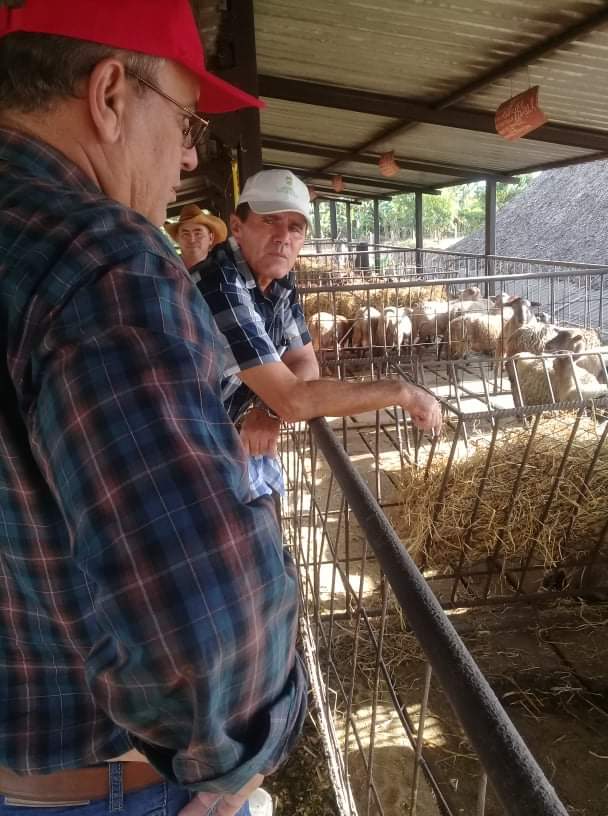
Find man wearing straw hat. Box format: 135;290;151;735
165;204;228;274
197;169;442;502
0;2;305;816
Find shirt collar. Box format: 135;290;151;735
0;127;102;195
228;236;257;290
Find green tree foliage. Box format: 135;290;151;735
312;174;533;244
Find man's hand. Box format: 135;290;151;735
178;774;264;816
400;384;442;434
240;407;281;456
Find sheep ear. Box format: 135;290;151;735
572;334;583;343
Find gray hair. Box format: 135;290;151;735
0;33;162;113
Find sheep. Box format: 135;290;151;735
415;313;450;343
457;285;481;300
543;327;602;354
552;355;608;402
564;347;608;384
447;313;505;358
411;300;449;341
446;301;528;358
494;291;519;306
506;353;557;407
308;311;351;352
505;321;559;356
500;298;537;356
379;306;412;350
413;298;495;343
454;298;498;316
351;306;382;354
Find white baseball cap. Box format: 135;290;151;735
239;169;312;226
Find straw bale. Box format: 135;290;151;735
301;292;361;320
394;416;608;571
294;257;336;275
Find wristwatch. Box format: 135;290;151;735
252;401;281;421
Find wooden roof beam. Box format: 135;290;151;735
310;186;391;201
509;151;608;176
314;196;363;205
262;136;515;182
259;75;608;154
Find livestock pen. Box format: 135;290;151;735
277;250;608;816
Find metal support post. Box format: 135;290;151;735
485;179;497;297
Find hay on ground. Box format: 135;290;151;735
394;415;608;570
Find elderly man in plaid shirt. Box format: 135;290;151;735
0;3;305;816
197;169;442;502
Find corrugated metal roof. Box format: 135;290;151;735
175;1;608;211
255;0;605;98
260;98;392;147
253;0;608;197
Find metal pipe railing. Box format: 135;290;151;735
301;241;608;271
308;416;568;816
299;266;608;292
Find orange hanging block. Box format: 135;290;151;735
495;86;547;141
379;150;400;177
331;175;344;193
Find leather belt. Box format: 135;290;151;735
0;763;164;805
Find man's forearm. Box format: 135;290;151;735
280;377;411;422
239;361;442;432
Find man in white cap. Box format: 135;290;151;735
0;4;304;816
197;169;441;501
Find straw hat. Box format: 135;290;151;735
165;205;228;245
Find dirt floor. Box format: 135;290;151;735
266;710;339;815
382;601;608;816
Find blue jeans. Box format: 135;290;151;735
0;764;250;816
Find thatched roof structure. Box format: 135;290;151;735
452;161;608;265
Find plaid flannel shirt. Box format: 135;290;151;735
195;239;311;499
0;128;306;792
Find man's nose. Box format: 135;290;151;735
272;223;290;243
181;145;198;173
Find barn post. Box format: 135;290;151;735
229;0;262;185
313;199;322;253
485;179;497;297
373;198;381;273
210;0;262;219
346;201;352;245
415;191;424;276
329;199;338;244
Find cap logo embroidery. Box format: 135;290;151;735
277;177;294;195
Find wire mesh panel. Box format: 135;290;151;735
281;405;607;816
279;261;608;816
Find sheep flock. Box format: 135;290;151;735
301;283;608;406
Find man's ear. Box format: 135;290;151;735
87;58;130;145
229;213;242;238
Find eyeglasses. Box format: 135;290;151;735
127;71;210;150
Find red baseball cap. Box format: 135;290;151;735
0;0;264;114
